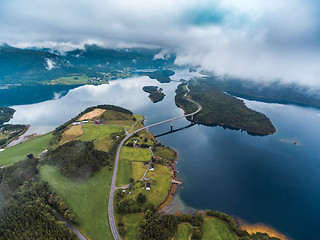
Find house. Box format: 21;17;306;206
150;164;155;171
146;182;151;190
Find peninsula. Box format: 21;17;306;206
175;79;276;135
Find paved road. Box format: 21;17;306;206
107;83;201;240
55;213;87;240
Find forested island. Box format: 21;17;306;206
175;80;276;135
139;69;175;83
142;86;166;103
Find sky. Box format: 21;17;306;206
1;0;320;86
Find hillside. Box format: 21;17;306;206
0;44;175;85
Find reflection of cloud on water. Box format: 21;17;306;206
8;76;153;133
317;113;320;117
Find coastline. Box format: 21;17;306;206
1;124;31;149
237;218;290;240
156;149;179;211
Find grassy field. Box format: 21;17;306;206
133;114;144;121
50;75;91;85
120;146;152;162
123;213;145;240
0;133;52;166
144;165;172;206
107;120;136;132
121;164;173;207
50;74;109;85
94;136;114;152
174;223;193;240
39;164;113;240
77;124;124;142
116;146;152;187
154;146;176;160
131;162;147;181
116;159;131;187
202;217;237;240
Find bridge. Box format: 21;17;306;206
108;84;201;240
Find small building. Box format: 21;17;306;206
72;121;81;125
150;164;155;171
146;182;151;191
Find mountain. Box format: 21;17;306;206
0;44;175;85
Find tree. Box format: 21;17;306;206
137;193;146;205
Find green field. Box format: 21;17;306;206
144;165;172;206
154;146;176;160
120;146;152;162
123;213;145;240
39;165;113;240
0;133;52;166
116;159;131;187
202;217;237;240
50;74;110;85
121;164;172;207
174;223;193;240
77;124;124;142
133;114;144;121
131;162;147;181
117;146;152;187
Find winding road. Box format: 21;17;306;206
107;83;201;240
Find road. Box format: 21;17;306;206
107;83;201;240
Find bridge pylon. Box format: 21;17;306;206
170;120;173;131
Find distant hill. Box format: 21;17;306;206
0;44;176;85
202;75;320;109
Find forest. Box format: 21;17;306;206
139;70;175;83
0;107;15;124
43;140;112;180
0;177;76;240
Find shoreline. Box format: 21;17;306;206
1;124;31;149
156;149;179;212
237;218;290;240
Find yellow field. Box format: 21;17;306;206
60;125;83;145
78;108;106;120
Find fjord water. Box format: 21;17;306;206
6;71;320;240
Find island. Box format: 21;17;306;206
139;69;175;83
0;105;282;240
142;86;166;103
175;79;276;135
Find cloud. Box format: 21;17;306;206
1;0;320;86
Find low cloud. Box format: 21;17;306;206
1;0;320;86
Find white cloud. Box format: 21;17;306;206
0;0;320;86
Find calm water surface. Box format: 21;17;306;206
5;70;320;240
